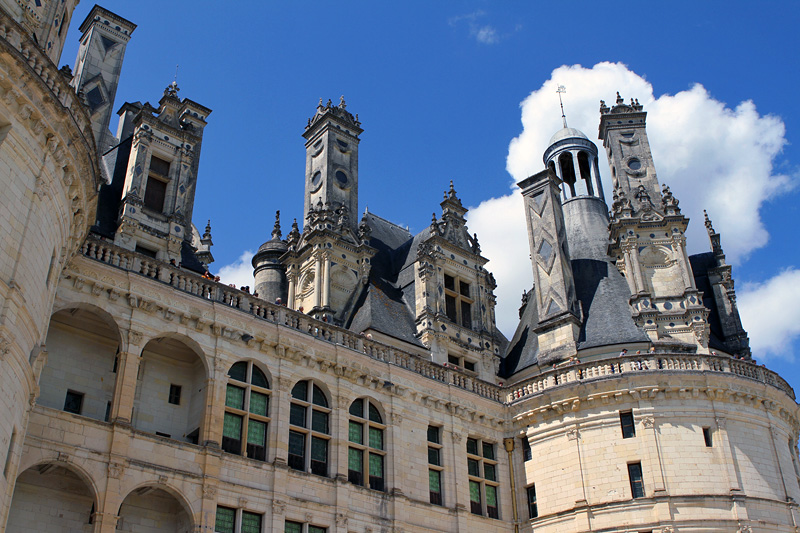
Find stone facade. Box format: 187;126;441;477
0;4;797;533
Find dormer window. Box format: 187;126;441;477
444;274;472;329
144;156;170;212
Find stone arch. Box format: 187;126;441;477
39;306;122;422
7;461;99;532
116;482;195;533
133;334;209;444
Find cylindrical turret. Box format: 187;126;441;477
252;212;288;303
544;127;609;261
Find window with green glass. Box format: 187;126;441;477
349;421;363;444
223;361;271;462
467;437;499;518
289;380;330;476
214;506;235;533
241;511;262;533
348;398;386;491
309;527;326;533
284;521;302;533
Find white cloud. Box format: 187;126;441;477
216;250;255;290
468;62;793;337
449;11;501;45
738;269;800;361
474;26;498;44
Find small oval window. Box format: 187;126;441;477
628;158;641;170
335;170;348;186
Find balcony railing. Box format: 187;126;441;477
80;236;795;406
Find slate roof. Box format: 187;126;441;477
342;213;424;347
690;252;730;353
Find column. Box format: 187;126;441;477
322;252;331;309
629;244;646;293
592;157;604;200
111;348;141;424
287;267;297;309
201;359;225;447
314;254;322;309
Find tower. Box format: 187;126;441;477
69;5;136;152
600;93;710;350
253;212;289;303
113;83;212;264
302;97;362;231
284;98;374;321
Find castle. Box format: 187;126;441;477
0;3;798;532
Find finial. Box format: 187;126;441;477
556;85;568;128
318;98;324;108
174;64;179;84
326;99;332;108
616;91;623;105
448;180;457;199
340;95;346;109
203;219;212;239
272;210;282;239
364;205;369;214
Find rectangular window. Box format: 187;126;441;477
527;484;538;519
620;411;636;439
445;294;457;323
168;384;182;405
144;175;167;212
428;447;441;466
284;521;302;533
463;360;476;372
522;437;532;462
288;430;305;471
444;274;456;291
368;453;384;491
309;527;326;533
348;447;363;485
311;410;329;433
249;392;268;417
486;485;498;519
104;401;111;423
469;480;482;515
447;354;460;366
349;421;363;444
310;436;328;476
290;404;307;428
222;413;243;455
226;385;245;410
246;420;267;461
703;427;713;447
429;469;442;505
63;390;84;415
214;506;236;533
628;462;645;499
368;427;383;450
149;155;170;176
241;511;262;533
427;425;441;444
460;301;472;328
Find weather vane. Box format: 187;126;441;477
557;85;568;128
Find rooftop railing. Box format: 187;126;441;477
81;236;795;406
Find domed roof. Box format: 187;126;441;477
548;127;589;146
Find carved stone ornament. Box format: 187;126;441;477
661;527;674;533
715;417;727;429
641;416;655;429
566;428;580;441
450;431;463;443
202;485;217;498
272;499;286;515
107;462;125;479
737;526;752;533
336;513;348;526
128;330;142;346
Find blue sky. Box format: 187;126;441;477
62;2;800;389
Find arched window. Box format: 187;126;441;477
558;152;576;197
348;398;386;491
222;361;271;461
288;380;330;476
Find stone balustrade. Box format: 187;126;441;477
81;236;795;407
506;351;795;404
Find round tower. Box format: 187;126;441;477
252;211;288;303
544;127;609;261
